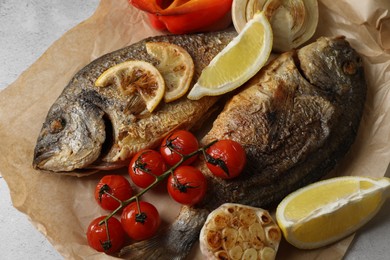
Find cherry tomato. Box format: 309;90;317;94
206;139;246;179
95;175;133;211
129;149;167;188
160;130;199;166
121;201;161;241
167;165;207;206
86;216;125;254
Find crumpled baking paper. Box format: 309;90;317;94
0;0;389;259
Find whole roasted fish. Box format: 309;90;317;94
33;30;236;172
120;36;366;259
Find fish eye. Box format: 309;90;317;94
342;59;359;75
49;117;66;134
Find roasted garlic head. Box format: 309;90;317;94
199;203;281;260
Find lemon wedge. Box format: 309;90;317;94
187;11;273;100
95;60;165;113
146;42;194;103
276;176;390;249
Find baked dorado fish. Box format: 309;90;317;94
33;30;237;172
120;36;366;259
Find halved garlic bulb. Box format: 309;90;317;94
199;203;281;260
232;0;319;52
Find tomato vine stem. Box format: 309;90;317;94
99;140;218;225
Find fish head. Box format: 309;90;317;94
297;36;365;96
33;95;106;172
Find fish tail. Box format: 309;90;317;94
119;206;209;259
119;234;173;260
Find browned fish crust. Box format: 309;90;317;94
33;29;237;172
120;36;366;260
201;36;366;209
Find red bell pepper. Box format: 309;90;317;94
129;0;233;34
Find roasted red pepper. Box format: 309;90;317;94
129;0;233;34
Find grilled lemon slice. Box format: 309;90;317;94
146;42;194;103
95;60;165;113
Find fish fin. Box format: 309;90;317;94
119;206;209;260
119;229;178;260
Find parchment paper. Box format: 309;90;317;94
0;0;389;259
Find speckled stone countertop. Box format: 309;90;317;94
0;1;389;259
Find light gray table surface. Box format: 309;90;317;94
0;1;389;259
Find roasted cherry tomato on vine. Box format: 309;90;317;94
167;165;207;206
95;175;133;211
160;130;199;166
129;0;233;34
121;201;161;241
86;216;125;254
129;149;167;188
206;139;246;179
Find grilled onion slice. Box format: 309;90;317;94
233;0;319;52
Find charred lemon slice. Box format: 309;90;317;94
276;176;390;249
200;203;281;260
95;60;165;113
187;12;273;100
146;42;194;103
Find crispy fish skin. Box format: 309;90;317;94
120;36;366;259
32;30;237;172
